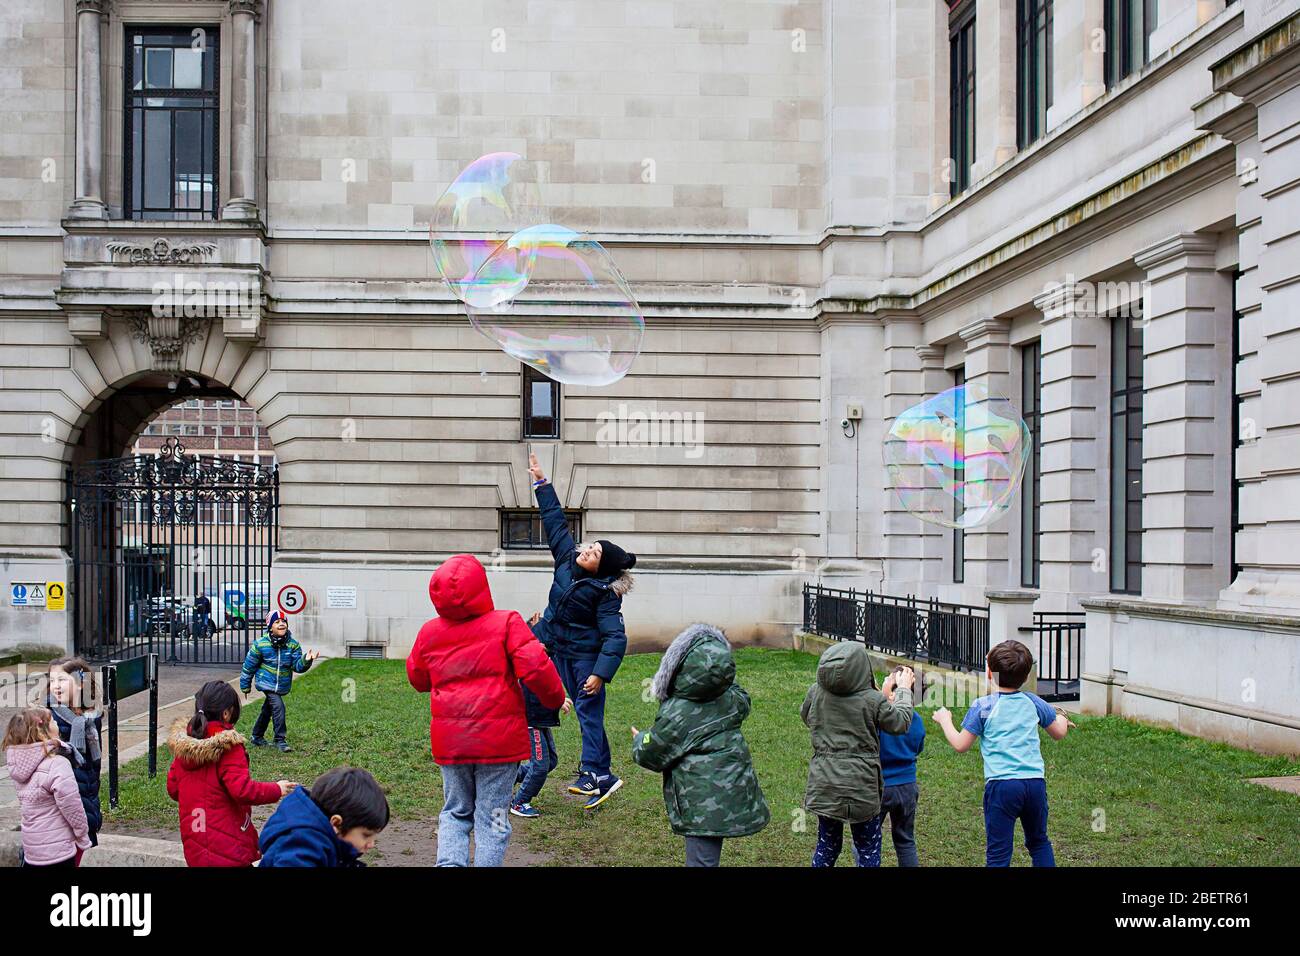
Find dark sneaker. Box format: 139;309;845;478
510;802;540;819
250;737;269;747
583;774;623;810
567;771;598;796
275;742;292;753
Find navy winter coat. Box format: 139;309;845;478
47;701;102;846
258;786;364;868
532;481;632;683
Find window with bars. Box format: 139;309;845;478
1021;341;1042;587
125;27;220;220
522;365;560;440
953;365;966;583
500;509;582;550
1110;313;1144;594
1017;0;1053;148
1103;0;1156;89
949;0;977;197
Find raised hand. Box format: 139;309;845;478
528;452;546;483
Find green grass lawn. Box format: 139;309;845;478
109;651;1300;866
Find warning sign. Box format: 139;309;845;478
10;582;46;607
46;582;66;611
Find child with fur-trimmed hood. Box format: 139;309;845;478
631;623;770;867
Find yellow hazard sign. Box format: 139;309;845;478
46;581;66;611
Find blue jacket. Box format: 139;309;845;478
880;709;926;787
240;632;313;695
47;701;102;844
532;481;631;683
258;786;364;868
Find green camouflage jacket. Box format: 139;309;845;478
632;623;771;839
801;640;914;823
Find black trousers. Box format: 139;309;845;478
251;691;288;743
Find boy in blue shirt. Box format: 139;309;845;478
879;667;925;866
933;639;1073;866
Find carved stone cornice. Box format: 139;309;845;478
228;0;263;18
127;312;211;373
75;0;109;16
105;237;218;265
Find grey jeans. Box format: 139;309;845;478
436;762;518;867
684;835;724;867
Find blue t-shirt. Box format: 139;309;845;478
961;691;1057;780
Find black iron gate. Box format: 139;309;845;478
67;437;278;664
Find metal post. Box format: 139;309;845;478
104;663;118;810
147;652;159;778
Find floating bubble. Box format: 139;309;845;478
466;224;644;387
883;382;1030;530
429;152;543;308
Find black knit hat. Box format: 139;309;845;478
595;540;636;579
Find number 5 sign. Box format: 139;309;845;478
277;584;307;615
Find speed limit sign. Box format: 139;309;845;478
277;584;307;615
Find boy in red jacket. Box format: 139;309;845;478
407;553;565;867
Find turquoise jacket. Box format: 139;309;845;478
241;633;312;695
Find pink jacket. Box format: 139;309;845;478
5;742;91;865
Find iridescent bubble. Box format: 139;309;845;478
429;152;543;308
466;224;644;387
883;382;1030;529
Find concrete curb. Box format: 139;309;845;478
0;830;185;867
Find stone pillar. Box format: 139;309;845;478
957;317;1015;589
881;314;928;587
917;344;953;582
821;318;884;565
1047;0;1105;131
972;0;1018;181
1133;233;1233;603
222;0;261;221
1150;0;1227;60
68;0;108;220
891;0;948;221
986;588;1039;690
1034;281;1111;604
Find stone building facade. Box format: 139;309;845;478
1;1;1297;751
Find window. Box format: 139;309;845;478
953;365;966;583
1104;0;1156;88
949;0;977;197
1110;313;1143;593
522;365;560;439
1021;341;1042;588
125;27;220;220
500;509;582;550
1017;0;1053;148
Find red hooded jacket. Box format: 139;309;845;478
407;554;565;765
165;719;282;867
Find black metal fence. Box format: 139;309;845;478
1020;611;1084;702
802;583;990;672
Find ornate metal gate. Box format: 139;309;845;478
67;437;278;664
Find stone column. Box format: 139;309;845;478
1133;233;1233;604
1034;281;1111;604
1150;0;1227;60
890;0;947;221
68;0;108;220
222;0;261;221
957;316;1015;589
986;589;1040;690
880;313;928;588
916;344;954;583
972;0;1018;181
1047;0;1105;131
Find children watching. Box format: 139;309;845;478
240;609;319;752
879;666;925;866
932;639;1073;867
528;452;635;809
631;623;770;867
166;680;295;867
406;553;566;867
801;642;915;867
4;708;91;868
259;766;390;867
45;656;103;850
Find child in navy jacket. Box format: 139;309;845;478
879;667;926;866
259;767;389;867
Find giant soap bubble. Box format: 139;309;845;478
429;152;543;308
883;382;1030;529
466;224;644;387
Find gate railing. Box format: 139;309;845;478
1019;611;1084;702
802;583;990;673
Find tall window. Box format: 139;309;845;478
953;365;966;583
1104;0;1156;88
949;0;977;197
125;27;220;220
1110;314;1144;593
1017;0;1053;148
1021;342;1042;587
522;365;560;439
500;509;581;550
